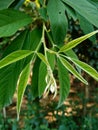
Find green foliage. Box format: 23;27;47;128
57;59;70;107
17;63;31;119
58;56;88;85
78;15;95;42
59;30;98;52
0;0;98;119
38;61;47;97
31;58;41;99
62;0;98;27
47;0;68;45
0;0;14;10
66;57;98;81
0;31;33;108
0;50;33;69
0;9;32;37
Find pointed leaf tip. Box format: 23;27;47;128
59;30;98;52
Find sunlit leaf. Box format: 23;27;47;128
59;30;98;52
17;63;31;119
0;50;33;69
58;56;88;85
37;53;49;66
65;49;81;73
66;57;98;81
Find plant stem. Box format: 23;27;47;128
3;107;6;119
42;23;48;59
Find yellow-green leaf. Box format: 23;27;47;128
0;50;33;69
59;56;88;85
37;52;49;66
59;30;98;52
66;57;98;81
17;63;31;120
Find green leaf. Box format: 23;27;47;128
0;64;20;108
57;58;70;107
0;31;33;108
38;61;47;97
65;49;78;60
30;28;43;98
59;30;98;52
0;0;14;10
17;63;31;119
31;58;41;99
3;30;33;68
58;56;88;85
62;0;98;27
2;30;28;57
39;7;48;21
47;52;55;70
66;57;98;81
37;53;49;66
39;0;44;5
13;0;25;9
64;3;77;21
30;28;42;51
0;9;32;37
78;14;95;42
88;0;98;8
65;49;81;73
38;52;55;97
47;0;68;45
0;50;33;69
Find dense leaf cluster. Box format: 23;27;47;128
0;0;98;118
